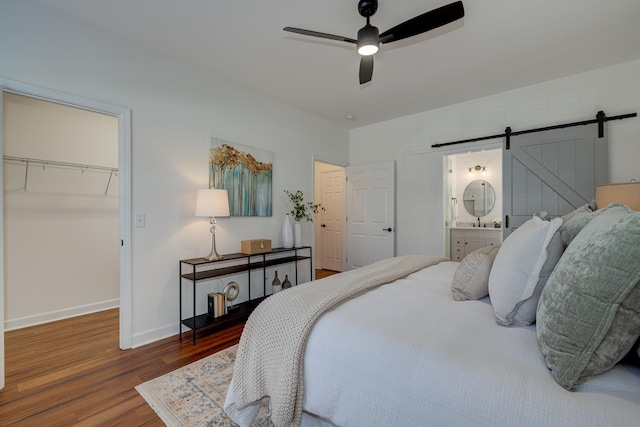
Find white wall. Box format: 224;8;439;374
3;93;119;329
0;2;349;347
350;59;640;257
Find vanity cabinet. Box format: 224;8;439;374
450;228;502;261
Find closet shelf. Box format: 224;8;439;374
3;155;118;194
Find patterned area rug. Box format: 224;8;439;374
135;345;272;426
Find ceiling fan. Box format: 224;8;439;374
283;0;465;84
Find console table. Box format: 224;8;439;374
179;246;312;344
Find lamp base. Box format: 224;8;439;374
204;253;224;261
205;219;223;261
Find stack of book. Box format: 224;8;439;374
207;292;227;318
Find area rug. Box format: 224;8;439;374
135;344;272;426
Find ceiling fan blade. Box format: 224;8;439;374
379;1;464;43
283;27;357;44
359;56;374;84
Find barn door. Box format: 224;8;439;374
503;123;608;236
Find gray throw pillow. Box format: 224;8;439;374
451;245;500;301
537;207;640;390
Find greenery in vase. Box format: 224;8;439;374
284;190;325;222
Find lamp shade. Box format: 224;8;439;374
195;189;230;217
595;182;640;211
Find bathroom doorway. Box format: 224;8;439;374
445;149;503;259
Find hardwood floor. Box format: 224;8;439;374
315;269;340;280
0;309;243;426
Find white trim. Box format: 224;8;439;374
0;86;5;389
117;101;133;350
4;300;120;331
0;77;133;350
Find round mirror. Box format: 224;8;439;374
463;180;496;217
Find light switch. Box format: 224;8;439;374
135;213;146;228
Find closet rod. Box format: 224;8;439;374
431;111;637;148
3;155;118;194
3;155;118;173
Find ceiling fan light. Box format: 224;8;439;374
357;24;379;56
358;43;379;55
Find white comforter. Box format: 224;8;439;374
226;261;640;426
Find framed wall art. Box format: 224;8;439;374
209;138;273;216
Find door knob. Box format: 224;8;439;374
383;227;393;232
321;224;326;228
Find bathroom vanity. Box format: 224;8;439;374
450;227;502;261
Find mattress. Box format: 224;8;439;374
226;261;640;426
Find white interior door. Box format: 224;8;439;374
320;169;344;272
503;123;607;236
346;161;395;270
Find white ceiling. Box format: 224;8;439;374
35;0;640;129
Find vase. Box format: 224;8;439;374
272;271;282;294
293;221;303;247
282;214;294;248
282;274;292;290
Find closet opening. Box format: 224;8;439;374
3;92;119;332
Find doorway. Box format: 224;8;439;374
1;79;132;388
3;93;119;330
314;161;345;273
444;148;503;258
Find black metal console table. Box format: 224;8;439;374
179;246;312;344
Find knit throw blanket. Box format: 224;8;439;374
231;255;447;427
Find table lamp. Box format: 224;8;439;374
195;189;230;260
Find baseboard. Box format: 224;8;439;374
131;323;178;348
4;299;120;331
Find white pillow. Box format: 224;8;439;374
451;245;500;301
488;215;563;326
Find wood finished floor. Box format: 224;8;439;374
0;308;243;426
315;269;339;279
1;270;339;426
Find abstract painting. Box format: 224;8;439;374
209;138;273;216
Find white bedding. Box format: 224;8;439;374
226;261;640;426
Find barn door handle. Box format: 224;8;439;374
383;227;393;232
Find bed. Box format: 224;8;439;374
224;202;640;426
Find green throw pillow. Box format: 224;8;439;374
558;203;632;249
558;204;594;248
537;207;640;390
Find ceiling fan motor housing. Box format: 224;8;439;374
358;0;378;17
357;24;380;55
